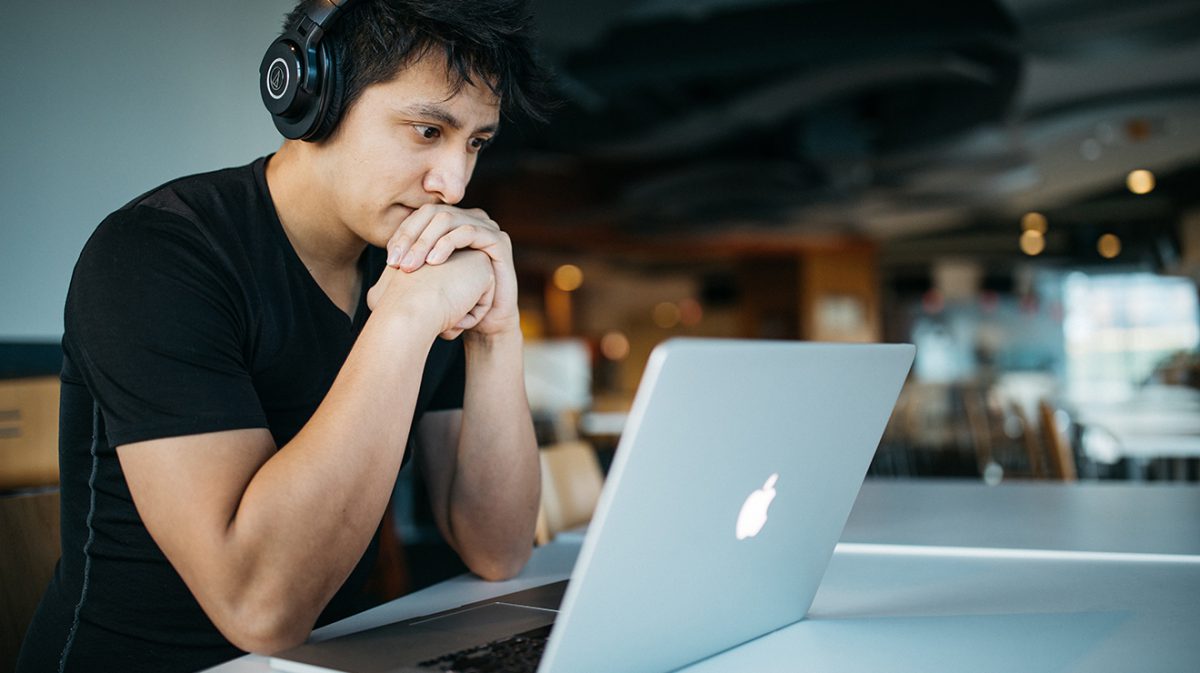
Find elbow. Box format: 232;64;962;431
213;597;313;655
230;625;309;656
472;561;524;582
467;545;533;582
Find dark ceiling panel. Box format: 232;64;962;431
477;0;1200;258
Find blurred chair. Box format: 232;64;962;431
962;385;994;476
535;441;605;546
0;488;61;671
1037;400;1078;482
966;387;1045;482
1008;401;1047;479
0;376;61;490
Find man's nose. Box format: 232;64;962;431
423;153;471;205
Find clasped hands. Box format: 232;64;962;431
366;204;517;341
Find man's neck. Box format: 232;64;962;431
265;142;366;278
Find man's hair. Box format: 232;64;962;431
283;0;553;136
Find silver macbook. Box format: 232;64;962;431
271;338;915;673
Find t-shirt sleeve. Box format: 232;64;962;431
65;207;268;446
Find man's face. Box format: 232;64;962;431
311;53;501;248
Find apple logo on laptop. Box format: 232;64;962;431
736;473;778;540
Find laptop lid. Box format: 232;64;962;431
538;338;914;672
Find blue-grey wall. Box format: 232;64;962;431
2;0;295;341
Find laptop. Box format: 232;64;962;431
271;338;915;673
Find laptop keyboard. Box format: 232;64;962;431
417;624;553;673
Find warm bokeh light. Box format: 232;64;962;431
1097;233;1122;259
1126;169;1155;195
1021;211;1048;234
1020;230;1045;256
599;331;631;361
678;298;703;327
652;302;682;328
552;264;584;292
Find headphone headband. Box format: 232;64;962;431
260;0;360;141
305;0;352;30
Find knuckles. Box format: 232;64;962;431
390;205;507;263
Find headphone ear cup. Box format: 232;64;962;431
307;42;345;142
262;0;356;140
261;35;323;140
260;38;305;119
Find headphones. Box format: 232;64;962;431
259;0;359;141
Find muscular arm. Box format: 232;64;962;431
415;328;540;581
117;252;493;654
390;205;539;581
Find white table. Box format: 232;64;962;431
205;481;1200;672
687;551;1200;673
1073;386;1200;477
843;479;1200;557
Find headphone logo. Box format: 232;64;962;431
266;58;290;100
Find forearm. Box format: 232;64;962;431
220;311;437;648
109;234;497;653
449;328;540;580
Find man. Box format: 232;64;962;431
18;1;551;671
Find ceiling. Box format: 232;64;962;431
474;0;1200;268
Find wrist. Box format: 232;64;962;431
369;294;444;344
463;325;524;356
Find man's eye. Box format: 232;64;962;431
469;137;493;152
414;125;440;140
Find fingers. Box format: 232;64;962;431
404;212;456;271
386;207;439;267
394;210;456;271
425;225;502;266
386;205;501;273
452;276;496;331
442;270;493;339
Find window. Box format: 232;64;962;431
1063;272;1200;402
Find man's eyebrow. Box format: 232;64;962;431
400;103;499;135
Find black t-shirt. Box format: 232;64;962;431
18;156;465;673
